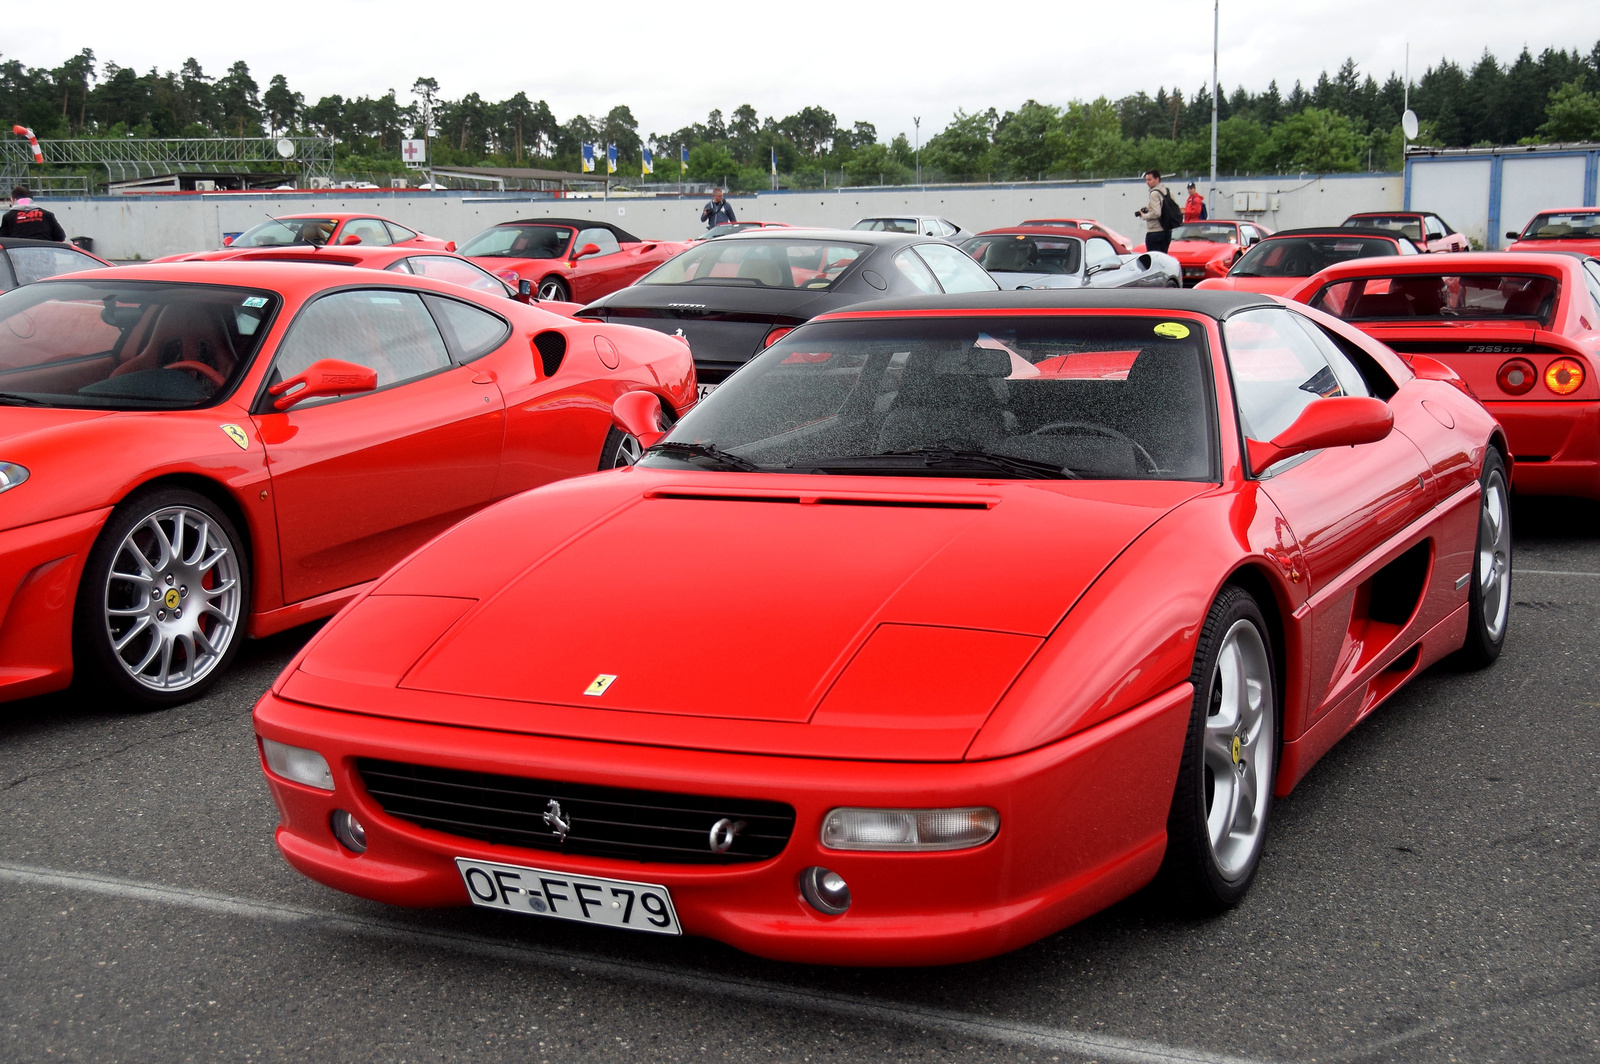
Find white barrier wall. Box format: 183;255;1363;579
1406;146;1600;248
40;173;1404;260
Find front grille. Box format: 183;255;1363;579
357;759;795;865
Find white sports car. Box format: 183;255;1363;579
962;228;1181;290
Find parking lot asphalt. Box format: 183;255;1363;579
1;498;1597;1064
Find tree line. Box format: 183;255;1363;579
2;41;1598;190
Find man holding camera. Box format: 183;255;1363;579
700;188;736;230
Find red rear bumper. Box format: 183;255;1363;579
254;684;1191;966
1487;400;1600;497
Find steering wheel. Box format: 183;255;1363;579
165;359;227;388
1029;420;1159;473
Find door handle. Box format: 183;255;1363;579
471;372;494;385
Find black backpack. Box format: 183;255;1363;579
1157;187;1183;230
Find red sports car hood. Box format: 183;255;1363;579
284;470;1206;759
1195;276;1304;296
1167;241;1236;264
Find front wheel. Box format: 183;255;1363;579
1157;585;1276;911
1458;448;1511;666
537;276;571;302
74;487;250;708
599;425;643;469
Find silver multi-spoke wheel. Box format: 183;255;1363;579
1202;619;1275;881
613;433;643;466
537;277;570;302
1477;468;1511;641
102;504;241;693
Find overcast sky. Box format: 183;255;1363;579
8;0;1599;142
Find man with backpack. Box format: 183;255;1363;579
1134;169;1182;253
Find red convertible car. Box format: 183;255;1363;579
1017;218;1133;254
458;218;689;304
1195;226;1420;294
0;261;694;706
254;289;1507;965
1136;220;1273;285
1342;212;1469;254
1293;251;1600;498
154;214;453;261
1505;208;1600;257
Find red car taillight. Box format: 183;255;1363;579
1544;358;1585;395
1497;358;1537;395
762;326;793;348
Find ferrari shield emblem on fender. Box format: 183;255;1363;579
220;424;249;450
584;674;617;697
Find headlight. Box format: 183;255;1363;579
0;463;28;493
820;807;999;852
260;738;334;790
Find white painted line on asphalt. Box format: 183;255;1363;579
0;859;1270;1064
1514;569;1600;577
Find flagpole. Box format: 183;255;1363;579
1209;0;1218;208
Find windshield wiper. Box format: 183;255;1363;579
0;392;46;406
802;448;1076;480
646;441;765;472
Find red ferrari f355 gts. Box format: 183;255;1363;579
255;289;1507;965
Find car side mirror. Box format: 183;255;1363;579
1245;396;1393;473
1505;231;1519;241
610;390;668;450
267;359;378;411
573;242;602;261
1086;260;1122;276
340;234;362;245
221;235;234;247
517;278;533;302
445;241;456;252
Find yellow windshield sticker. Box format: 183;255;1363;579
1154;321;1191;339
220;424;249;449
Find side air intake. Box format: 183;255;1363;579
533;331;567;377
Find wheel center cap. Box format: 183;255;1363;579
1231;735;1242;765
163;588;181;610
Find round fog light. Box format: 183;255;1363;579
330;809;367;853
800;866;851;915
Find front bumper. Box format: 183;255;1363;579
1485;399;1600;498
0;508;109;701
254;684;1191;966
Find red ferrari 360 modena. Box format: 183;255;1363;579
0;261;694;706
255;289;1508;966
1505;208;1600;257
153;213;453;261
1292;252;1600;498
458;218;689;304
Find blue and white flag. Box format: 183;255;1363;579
580;143;595;173
606;144;618;174
680;145;689;174
770;146;777;176
641;147;653;176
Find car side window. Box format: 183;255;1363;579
407;255;506;294
0;251;16;290
1582;261;1600;318
342;218;392;246
422;295;511;362
269;289;451;401
891;249;941;294
914;242;999;293
383;258;415;273
9;245;104;285
1085;237;1118;267
1424;215;1446;240
384;221;417;243
574;228;621;257
1223;307;1350;445
1285;313;1376;398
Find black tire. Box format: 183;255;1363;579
74;487;250;709
537;276;571;302
1156;584;1277;912
598;426;642;469
1458;447;1511;667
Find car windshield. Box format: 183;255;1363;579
640;238;866;290
639;316;1216;480
960;234;1083;274
1521;212;1600;240
457;225;573;259
1346;216;1424;242
232;218;336;248
853;219;919;234
1170;224;1238;244
703;223;762;239
1310;273;1560;327
1232;236;1400;277
0;280;276;409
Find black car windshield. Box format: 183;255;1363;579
1345;215;1424;241
639;316;1216;480
1309;273;1560;327
232;218;336;247
0;280;276;409
640;238;867;290
457;225;573;259
1170;224;1238;244
1232;235;1401;277
703;223;763;239
1520;212;1600;239
961;234;1083;274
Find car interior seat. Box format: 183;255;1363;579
736;253;787;288
109;302;239;385
1119;346;1209;476
874;348;1009;452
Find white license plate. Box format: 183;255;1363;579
695;382;719;401
455;857;681;935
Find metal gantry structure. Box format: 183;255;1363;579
0;136;336;193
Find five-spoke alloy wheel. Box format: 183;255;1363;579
76;488;249;707
1461;448;1511;665
537;277;571;303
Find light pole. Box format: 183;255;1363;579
914;116;921;186
1209;0;1219;212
